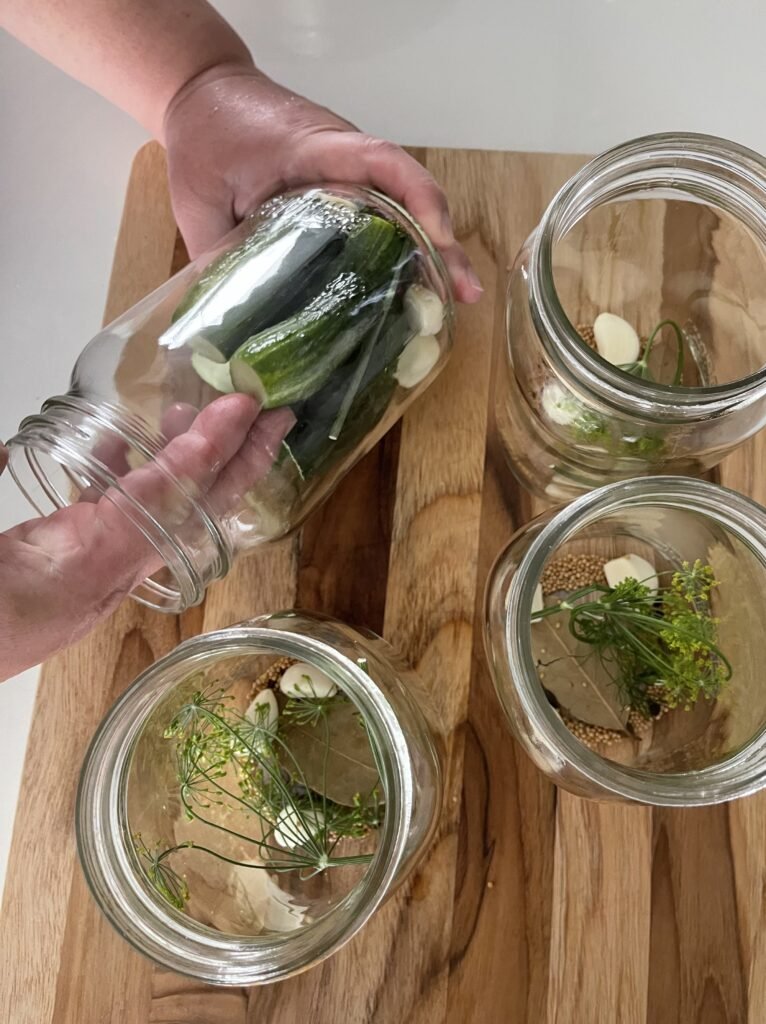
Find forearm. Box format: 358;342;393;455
0;0;253;139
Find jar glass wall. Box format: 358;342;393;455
498;134;766;501
484;477;766;805
7;187;453;610
76;611;443;985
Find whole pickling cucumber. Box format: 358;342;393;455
165;192;362;361
229;214;408;406
229;272;369;407
163;226;346;362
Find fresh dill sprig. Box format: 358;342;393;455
137;684;382;910
531;559;731;717
281;691;347;728
619;319;685;386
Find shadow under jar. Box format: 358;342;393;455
484;477;766;805
6;186;452;611
499;133;766;502
77;611;443;985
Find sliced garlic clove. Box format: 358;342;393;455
278;662;338;699
404;284;445;336
273;807;326;850
593;312;640;366
245;687;279;732
531;582;544;620
541;381;579;426
604;553;659;595
394;334;441;389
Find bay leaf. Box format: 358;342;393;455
277;696;381;806
530;604;630;731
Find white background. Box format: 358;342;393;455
2;0;765;895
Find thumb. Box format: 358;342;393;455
0;445;8;475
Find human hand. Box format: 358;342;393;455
0;395;294;682
163;63;482;304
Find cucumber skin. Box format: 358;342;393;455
282;312;414;479
171;191;355;323
169;228;345;360
169;192;362;358
286;369;397;482
230;272;370;408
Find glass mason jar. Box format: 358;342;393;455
77;611;444;985
498;133;766;502
7;186;453;611
484;476;766;805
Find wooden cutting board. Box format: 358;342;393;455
1;142;765;1024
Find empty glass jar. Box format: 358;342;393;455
7;186;453;610
498;133;766;501
77;611;444;985
484;477;766;805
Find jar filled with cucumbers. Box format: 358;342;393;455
484;477;766;805
498;133;766;502
77;611;444;985
6;186;453;611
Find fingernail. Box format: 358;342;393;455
441;209;455;241
467;267;483;293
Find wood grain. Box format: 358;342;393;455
2;141;765;1024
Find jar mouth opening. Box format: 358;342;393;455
504;476;766;806
531;132;766;417
6;399;228;612
76;624;412;985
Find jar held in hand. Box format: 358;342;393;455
7;186;453;611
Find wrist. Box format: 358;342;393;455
160;57;266;145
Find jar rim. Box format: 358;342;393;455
501;475;766;805
76;616;413;984
7;395;226;612
530;132;766;420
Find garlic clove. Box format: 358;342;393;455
394;334;441;389
404;284;445;336
273;807;326;850
278;662;338;700
541;381;579;426
245;687;279;732
604;553;659;595
531;582;544;620
593;312;640;366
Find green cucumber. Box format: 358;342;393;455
282;311;415;479
169;192;367;363
168;223;345;362
340;213;406;289
228;215;409;407
172;191;359;325
229;273;370;406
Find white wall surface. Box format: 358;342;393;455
2;0;766;896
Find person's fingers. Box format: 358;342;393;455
439;241;485;305
0;445;7;475
296;132;483;303
161;402;199;441
106;394;260;526
208;407;296;516
78;402;202;504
